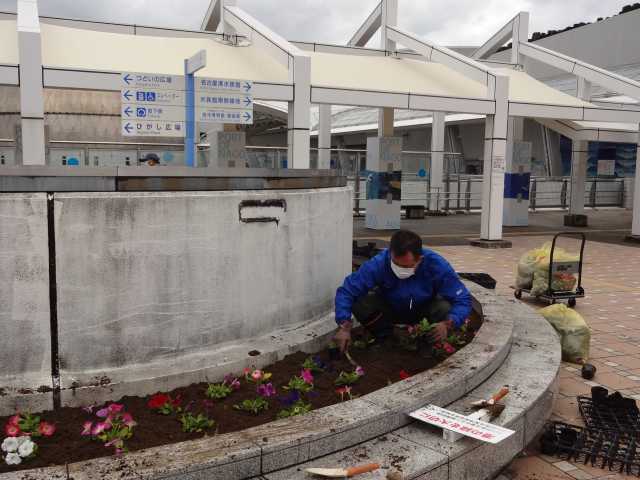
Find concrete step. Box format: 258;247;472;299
258;302;560;480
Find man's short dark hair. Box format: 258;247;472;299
390;230;423;257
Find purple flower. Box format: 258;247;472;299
229;378;241;390
202;399;215;411
355;366;365;377
96;407;109;418
223;373;236;385
278;390;300;407
312;356;327;370
307;390;319;399
257;382;276;398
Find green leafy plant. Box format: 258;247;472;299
276;400;312;419
446;333;465;348
283;375;313;394
206;383;232;400
302;356;326;373
178;412;215;433
408;318;435;338
334;366;364;386
233;397;269;415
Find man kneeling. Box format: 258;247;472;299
334;230;471;352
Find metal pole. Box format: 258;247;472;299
530;178;537;210
561;179;568;209
184;60;195;168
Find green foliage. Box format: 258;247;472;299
233;397;269;415
334;371;360;386
179;412;215;433
414;318;434;337
206;382;232;400
18;413;41;437
302;357;324;373
446;333;465;348
283;375;313;394
276;400;312;419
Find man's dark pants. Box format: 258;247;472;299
352;289;451;339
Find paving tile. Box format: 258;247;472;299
504;455;574;479
554;460;578;472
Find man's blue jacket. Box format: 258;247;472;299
335;248;471;328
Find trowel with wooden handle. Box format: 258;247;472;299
470;386;509;417
305;463;380;477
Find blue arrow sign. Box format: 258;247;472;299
124;123;133;133
243;111;252;121
123;74;133;85
124;106;133;117
244;96;252;107
243;82;252;92
123;90;133;101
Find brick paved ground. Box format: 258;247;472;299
429;236;640;480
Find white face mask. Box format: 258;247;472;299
390;261;415;280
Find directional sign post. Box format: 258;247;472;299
119;66;254;167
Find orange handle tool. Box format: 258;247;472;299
491;387;509;404
346;463;381;477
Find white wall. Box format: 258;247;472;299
53;188;352;374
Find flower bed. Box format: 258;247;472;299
0;317;480;473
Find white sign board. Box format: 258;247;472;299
121;104;185;122
120;72;185;90
196;78;253;94
121;120;185;137
121;88;185;107
597;159;616;177
196;93;253;109
197;108;253;124
409;405;515;444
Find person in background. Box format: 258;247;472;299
334;230;472;352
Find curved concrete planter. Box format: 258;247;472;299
2;284;561;480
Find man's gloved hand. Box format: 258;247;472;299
334;321;352;353
429;320;453;343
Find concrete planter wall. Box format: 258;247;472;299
0;187;352;410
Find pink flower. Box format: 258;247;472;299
5;423;21;437
300;368;314;384
230;379;241;390
243;367;251;376
355;366;365;377
96;407;109;418
107;403;124;414
81;421;93;436
257;382;276;398
115;448;124;456
8;415;20;427
443;342;456;355
121;412;137;428
407;325;416;335
91;421;109;436
251;370;263;381
38;421;56;437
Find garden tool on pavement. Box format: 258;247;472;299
470;386;509;418
306;463;380;477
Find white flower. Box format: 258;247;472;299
15;436;30;448
1;437;18;453
17;438;35;458
5;452;22;465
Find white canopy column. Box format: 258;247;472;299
430;111;446;210
17;0;46;165
564;139;589;227
627;129;640;242
318;104;331;169
503;117;532;226
472;74;512;248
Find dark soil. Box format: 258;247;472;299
0;316;480;473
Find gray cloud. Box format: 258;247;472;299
0;0;635;46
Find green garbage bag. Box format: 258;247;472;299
539;304;590;364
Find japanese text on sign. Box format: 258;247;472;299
409;405;515;444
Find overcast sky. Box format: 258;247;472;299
0;0;635;45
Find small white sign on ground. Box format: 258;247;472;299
409;405;515;444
